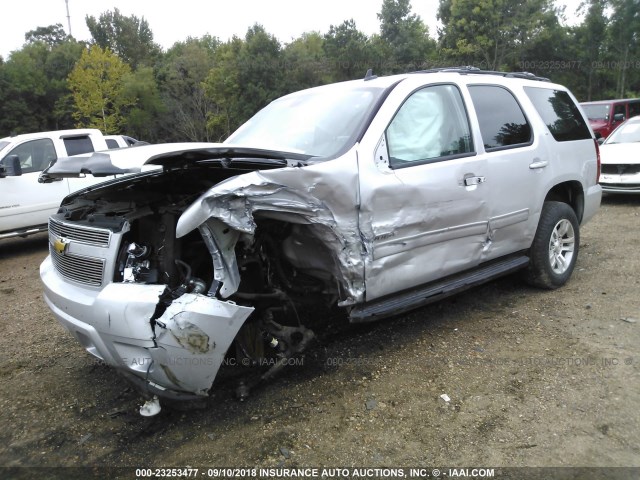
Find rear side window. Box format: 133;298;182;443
630;102;640;118
525;87;591;142
469;85;532;151
106;139;119;149
63;136;95;156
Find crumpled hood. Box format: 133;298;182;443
41;142;312;178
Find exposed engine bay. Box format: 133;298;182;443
54;165;348;400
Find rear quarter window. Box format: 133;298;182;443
525;87;591;142
63;136;95;156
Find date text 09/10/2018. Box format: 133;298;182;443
134;467;496;478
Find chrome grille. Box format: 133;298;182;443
49;218;111;247
601;164;640;175
50;248;105;286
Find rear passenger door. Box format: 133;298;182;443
467;84;549;259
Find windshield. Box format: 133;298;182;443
226;85;385;159
581;104;610;122
605;120;640;144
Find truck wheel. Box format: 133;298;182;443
525;201;580;289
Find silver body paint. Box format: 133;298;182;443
40;72;602;400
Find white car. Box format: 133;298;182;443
598;116;640;194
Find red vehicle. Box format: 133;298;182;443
580;98;640;139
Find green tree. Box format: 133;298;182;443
377;0;436;71
156;36;219;141
121;67;164;141
607;0;640;97
0;37;83;134
204;37;244;141
282;32;329;91
204;25;285;140
323;19;372;80
68;46;134;133
236;25;285;119
572;0;608;100
86;8;160;69
438;0;556;70
25;23;68;47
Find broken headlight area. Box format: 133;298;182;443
46;168;346;405
129;218;340;399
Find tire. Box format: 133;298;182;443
525;201;580;289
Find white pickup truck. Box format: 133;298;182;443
0;129;113;239
104;135;143;149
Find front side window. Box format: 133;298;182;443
629;102;640;119
386;84;473;167
3;138;57;174
525;87;592;142
469;85;532;151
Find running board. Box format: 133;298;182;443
349;256;529;323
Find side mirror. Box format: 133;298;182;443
0;155;22;177
613;113;625;122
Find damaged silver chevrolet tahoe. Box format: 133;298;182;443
40;68;602;409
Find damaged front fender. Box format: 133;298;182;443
176;166;365;305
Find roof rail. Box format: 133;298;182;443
411;66;550;83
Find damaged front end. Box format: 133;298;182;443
41;147;362;404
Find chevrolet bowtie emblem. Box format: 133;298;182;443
53;237;69;255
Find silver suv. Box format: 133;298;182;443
40;69;602;405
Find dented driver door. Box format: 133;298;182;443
357;81;490;301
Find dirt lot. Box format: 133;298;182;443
0;195;639;476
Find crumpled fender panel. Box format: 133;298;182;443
176;153;365;305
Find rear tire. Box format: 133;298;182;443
525;201;580;289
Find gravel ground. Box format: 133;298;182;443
0;195;638;477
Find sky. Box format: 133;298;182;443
0;0;586;60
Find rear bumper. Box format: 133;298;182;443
40;256;254;399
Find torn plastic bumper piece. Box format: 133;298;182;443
40;256;254;399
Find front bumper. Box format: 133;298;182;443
41;256;254;399
599;171;640;194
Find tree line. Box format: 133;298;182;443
0;0;637;142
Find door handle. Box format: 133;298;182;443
464;176;486;186
529;160;548;169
